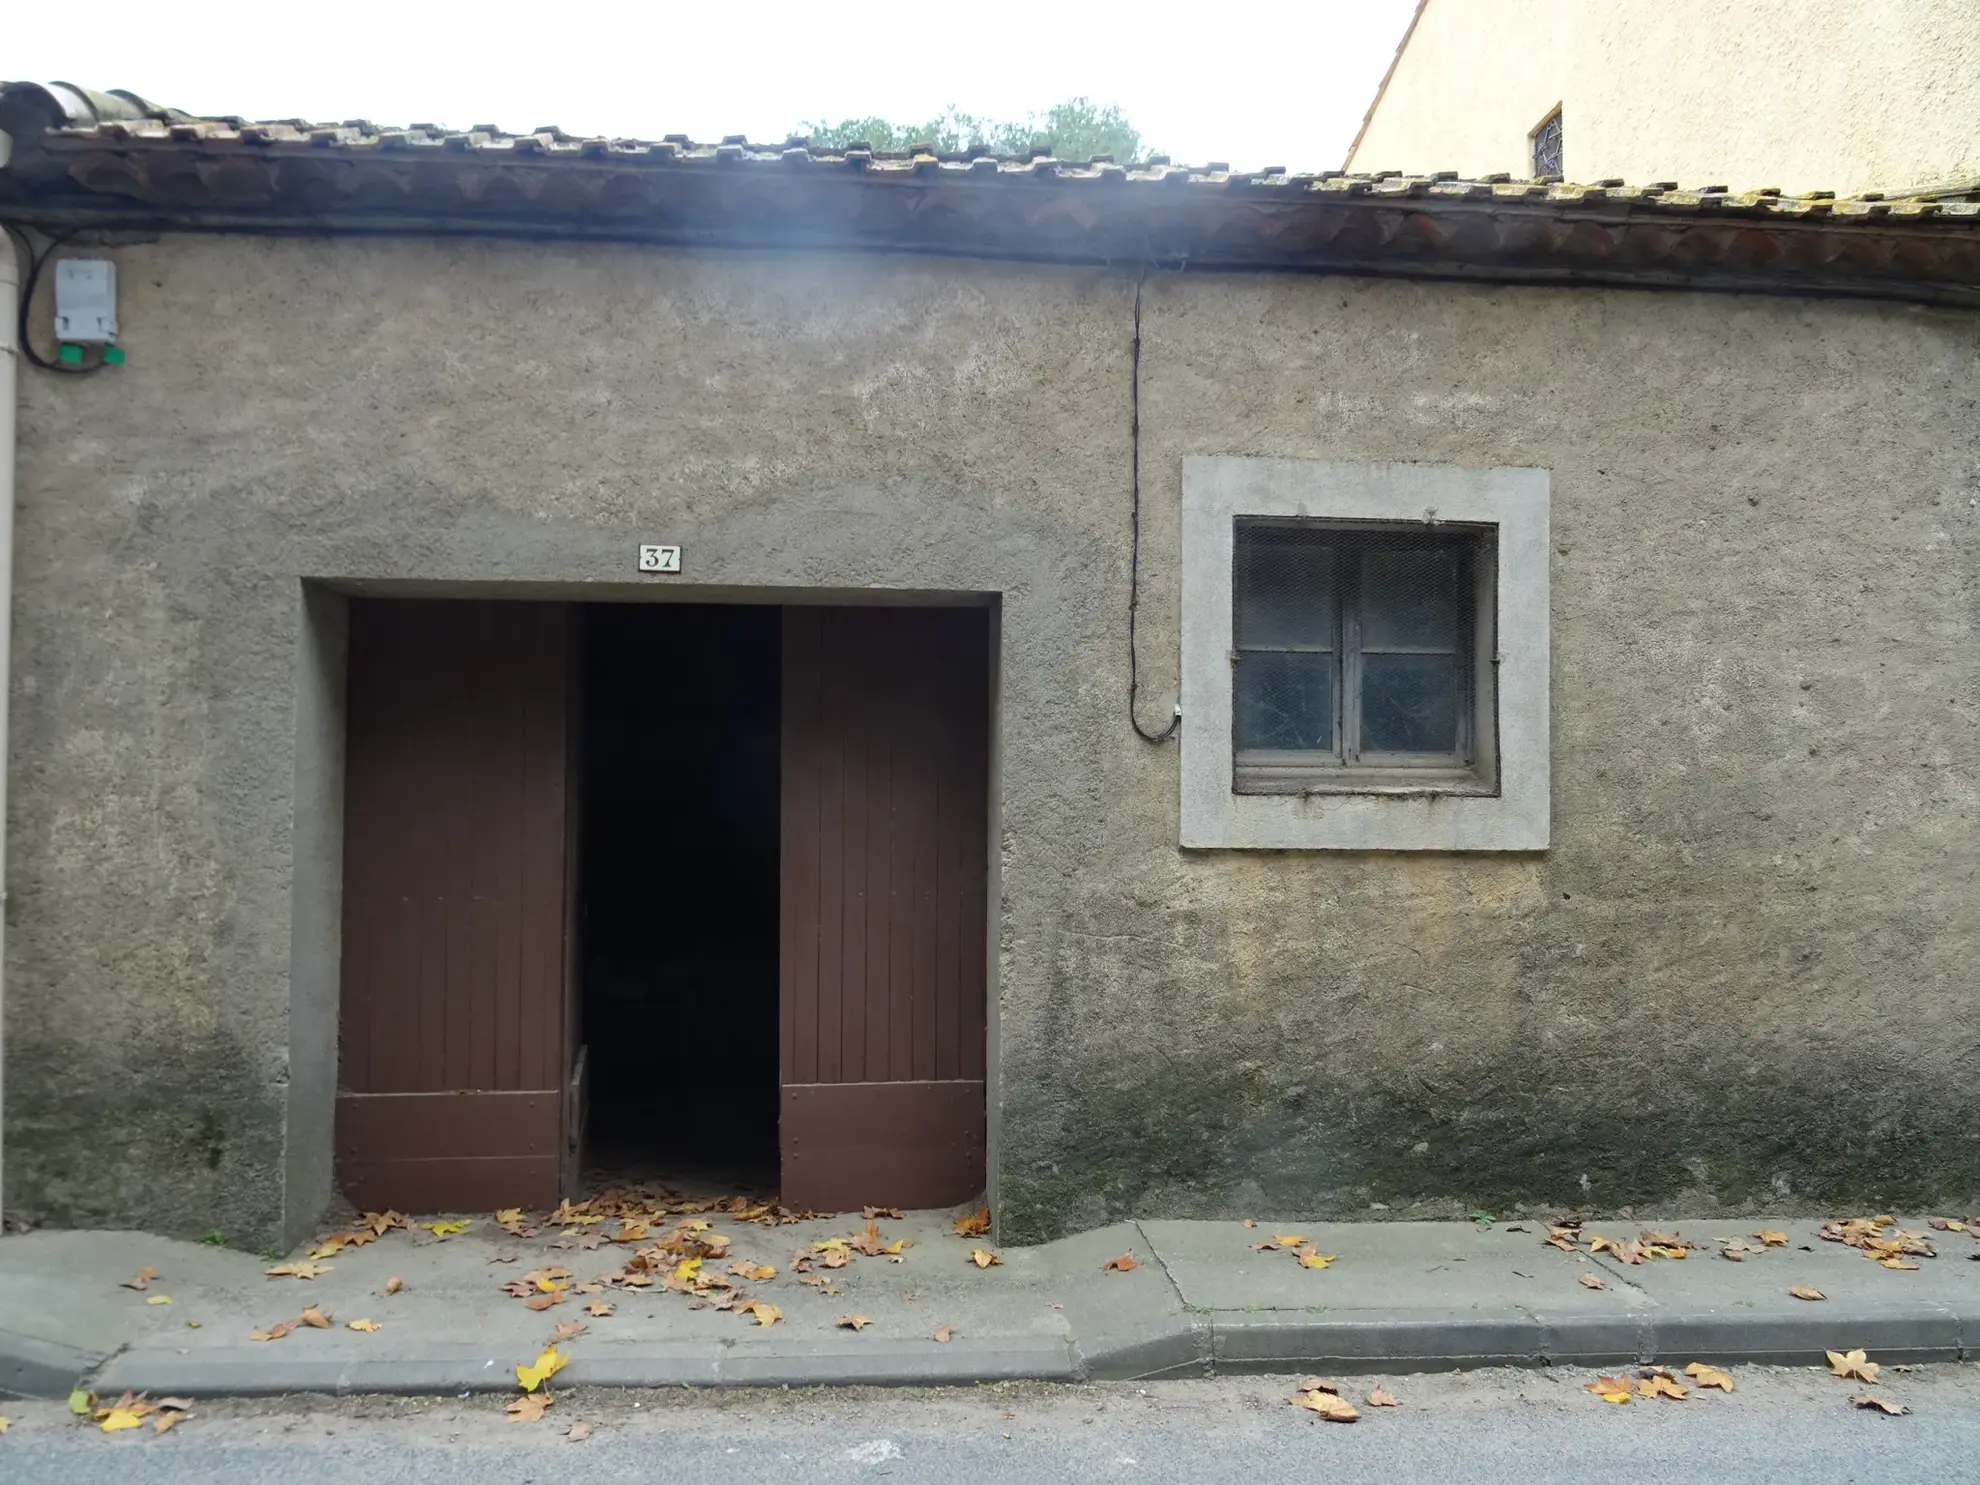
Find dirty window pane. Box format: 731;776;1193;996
1360;548;1463;650
1532;110;1563;178
1235;651;1334;752
1361;654;1461;753
1235;529;1335;650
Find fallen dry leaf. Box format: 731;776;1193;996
1852;1394;1910;1415
1756;1230;1790;1247
516;1346;568;1392
953;1208;991;1237
119;1268;160;1292
1828;1349;1878;1383
565;1419;593;1442
1296;1377;1342;1393
1102;1252;1140;1273
550;1320;587;1343
933;1324;955;1343
1789;1286;1827;1301
729;1262;777;1282
836;1314;872;1331
1365;1388;1398;1407
421;1220;470;1238
506;1393;553;1423
864;1206;904;1221
383;1277;404;1296
345;1317;381;1334
1684;1362;1733;1391
585;1300;615;1317
249;1320;297;1342
969;1249;1002;1269
0;1415;10;1435
145;1295;172;1306
1296;1250;1337;1270
524;1293;567;1312
153;1410;187;1435
1579;1272;1606;1289
264;1262;329;1281
741;1302;783;1327
1880;1257;1921;1271
1637;1373;1688;1401
1291;1389;1359;1422
298;1306;332;1329
1272;1234;1310;1249
1586;1375;1634;1404
99;1407;148;1433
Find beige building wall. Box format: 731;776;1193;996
1349;0;1980;196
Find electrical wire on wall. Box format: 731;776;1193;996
1127;263;1180;744
2;223;115;375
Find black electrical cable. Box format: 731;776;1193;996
1127;265;1179;744
3;223;110;374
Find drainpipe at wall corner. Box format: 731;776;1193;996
0;213;18;1220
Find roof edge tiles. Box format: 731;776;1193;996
3;82;1979;308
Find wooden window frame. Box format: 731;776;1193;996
1231;519;1499;797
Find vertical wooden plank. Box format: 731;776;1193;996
814;612;846;1086
838;611;870;1084
863;616;894;1085
933;613;964;1082
782;609;822;1087
955;610;990;1083
911;614;942;1084
884;620;917;1083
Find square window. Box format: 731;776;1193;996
1231;522;1494;793
1180;458;1549;852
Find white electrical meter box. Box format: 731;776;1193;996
54;259;118;343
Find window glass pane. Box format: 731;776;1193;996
1235;651;1334;752
1360;547;1463;649
1361;653;1461;754
1235;529;1335;650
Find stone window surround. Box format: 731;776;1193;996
1180;457;1550;852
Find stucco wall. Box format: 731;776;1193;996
6;235;1979;1247
1350;0;1980;196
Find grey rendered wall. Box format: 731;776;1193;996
5;235;1977;1246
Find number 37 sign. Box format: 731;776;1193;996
637;544;682;574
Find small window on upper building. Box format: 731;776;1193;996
1530;107;1563;178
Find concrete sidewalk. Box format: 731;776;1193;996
5;1211;1978;1398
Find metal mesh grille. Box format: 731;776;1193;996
1234;523;1476;767
1531;110;1563;179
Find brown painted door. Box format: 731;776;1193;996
779;607;990;1211
336;600;580;1213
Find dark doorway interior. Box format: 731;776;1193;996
578;604;781;1194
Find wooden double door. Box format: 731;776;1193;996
334;600;989;1215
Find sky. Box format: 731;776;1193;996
6;0;1420;173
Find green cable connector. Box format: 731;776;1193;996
102;345;126;365
58;343;83;365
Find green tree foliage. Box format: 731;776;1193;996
798;98;1146;163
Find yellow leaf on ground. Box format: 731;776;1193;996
1291;1390;1359;1422
1366;1388;1398;1407
969;1249;1002;1269
1827;1349;1878;1383
1637;1373;1688;1400
1296;1251;1337;1270
68;1389;93;1416
495;1208;524;1225
952;1208;991;1237
506;1393;553;1423
836;1315;871;1330
1852;1394;1910;1415
1789;1286;1827;1301
933;1325;955;1343
880;1240;911;1256
99;1408;148;1433
742;1303;783;1327
1586;1376;1633;1404
1685;1362;1733;1391
1880;1258;1921;1271
585;1301;615;1317
265;1262;329;1281
1756;1230;1790;1247
1103;1253;1140;1273
384;1277;404;1296
1579;1273;1606;1289
145;1295;173;1306
0;1415;10;1434
672;1258;702;1282
516;1346;568;1392
729;1262;776;1282
1272;1234;1309;1249
422;1220;470;1238
347;1319;381;1333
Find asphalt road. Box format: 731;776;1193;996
5;1366;1975;1483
